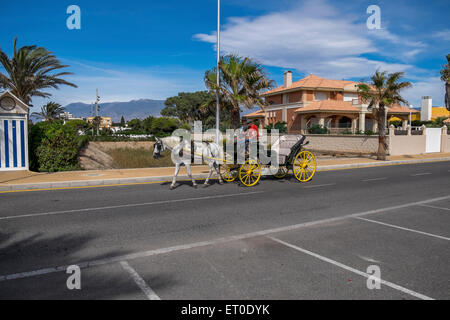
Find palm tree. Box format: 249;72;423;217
31;102;65;122
358;70;412;160
204;55;274;129
0;37;77;106
440;54;450;111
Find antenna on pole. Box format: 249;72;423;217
215;0;220;144
95;88;100;136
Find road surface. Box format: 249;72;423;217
0;161;449;300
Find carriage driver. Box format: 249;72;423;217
247;119;259;141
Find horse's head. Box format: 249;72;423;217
153;138;165;159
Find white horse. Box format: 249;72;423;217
153;136;224;190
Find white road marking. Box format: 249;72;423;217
0;191;264;221
120;261;160;300
268;236;433;300
410;173;432;176
362;177;387;182
1;194;450;282
420;204;450;211
354;217;450;241
303;183;336;189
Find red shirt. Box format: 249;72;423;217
248;124;259;140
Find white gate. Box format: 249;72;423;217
425;128;442;153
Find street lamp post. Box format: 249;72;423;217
215;0;220;144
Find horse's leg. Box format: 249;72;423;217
170;162;181;190
204;162;214;186
185;163;197;188
214;162;223;184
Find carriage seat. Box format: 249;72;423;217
277;135;304;164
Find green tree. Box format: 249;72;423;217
31;102;65;122
150;117;179;136
162;91;214;122
440;54;450;111
142;116;154;133
120;116;125;127
358;71;412;160
204;55;274;129
0;37;77;105
127;118;143;131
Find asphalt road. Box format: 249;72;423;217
0;161;449;300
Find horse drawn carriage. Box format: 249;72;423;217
218;135;316;187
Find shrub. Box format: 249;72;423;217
265;121;287;133
364;130;375;135
36;124;81;172
29;121;88;172
389;120;402;127
308;125;329;134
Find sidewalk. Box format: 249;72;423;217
1;153;450;191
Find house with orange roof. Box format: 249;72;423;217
244;71;419;134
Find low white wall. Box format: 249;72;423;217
442;134;450;153
388;135;426;155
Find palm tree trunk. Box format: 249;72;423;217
377;104;387;160
445;83;450;111
231;105;241;129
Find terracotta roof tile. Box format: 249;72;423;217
263;74;360;96
243;110;265;118
295;100;360;113
387;104;420;114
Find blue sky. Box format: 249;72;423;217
1;0;449;110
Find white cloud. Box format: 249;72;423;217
432;29;450;41
403;77;445;109
194;0;417;79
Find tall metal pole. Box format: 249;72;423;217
215;0;220;144
95;88;100;136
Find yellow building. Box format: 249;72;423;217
87;116;112;129
392;107;450;122
429;107;450;120
391;96;449;122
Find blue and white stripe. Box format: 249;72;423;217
0;118;27;170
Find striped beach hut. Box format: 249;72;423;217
0;91;29;171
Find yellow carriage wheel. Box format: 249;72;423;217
273;166;288;179
219;164;238;182
239;160;261;187
293;151;316;182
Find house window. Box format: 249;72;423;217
343;93;358;102
315;92;328;101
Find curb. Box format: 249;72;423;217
1;157;449;192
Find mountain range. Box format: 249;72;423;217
64;99;166;122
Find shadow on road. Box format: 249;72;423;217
0;232;177;299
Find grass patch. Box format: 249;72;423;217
106;147;174;168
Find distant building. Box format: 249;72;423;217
59;111;84;121
87;116;112;129
110;126;130;133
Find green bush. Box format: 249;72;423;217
29;121;88;172
364;130;375;135
307;125;329;134
389;120;402;127
265;121;287;133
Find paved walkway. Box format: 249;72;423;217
1;153;449;191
